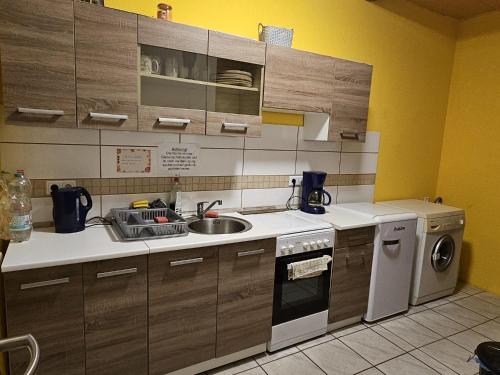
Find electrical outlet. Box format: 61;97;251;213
46;180;77;195
288;175;303;187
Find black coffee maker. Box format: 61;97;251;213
300;171;332;214
51;185;92;233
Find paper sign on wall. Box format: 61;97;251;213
116;148;151;173
158;143;200;175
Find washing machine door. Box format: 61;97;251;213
431;234;455;272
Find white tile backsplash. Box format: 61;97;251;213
0;124;99;145
101;146;158;178
243;150;296;176
245;124;298;150
101;130;179;146
181;133;244;149
341;131;380;153
340;153;379;174
242;188;295;208
32;196;102;223
1;143;100;179
181;190;242;213
296;151;341;174
297;127;341;152
196;148;244;176
337;185;375;204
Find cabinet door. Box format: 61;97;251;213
4;265;85;375
208;31;265;66
206;112;261;137
329;59;373;142
0;0;76;128
83;256;148;375
149;247;218;375
217;239;276;357
329;243;374;323
138;106;206;134
75;2;138;130
263;45;334;113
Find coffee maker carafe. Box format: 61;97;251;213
300;171;331;214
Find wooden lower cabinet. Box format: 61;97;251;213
216;239;276;357
329;243;374;323
83;256;148;375
4;264;85;375
148;247;218;375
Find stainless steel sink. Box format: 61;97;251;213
186;216;252;235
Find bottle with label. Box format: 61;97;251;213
169;177;182;215
8;170;32;242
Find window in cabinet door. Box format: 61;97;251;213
140;45;208;110
206;57;263;116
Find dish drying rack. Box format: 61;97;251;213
111;208;188;241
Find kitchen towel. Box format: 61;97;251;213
288;255;332;280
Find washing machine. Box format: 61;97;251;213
379;199;465;305
336;203;417;321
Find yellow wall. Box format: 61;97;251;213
107;0;458;202
436;11;500;295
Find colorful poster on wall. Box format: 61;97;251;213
158;143;200;175
116;148;152;173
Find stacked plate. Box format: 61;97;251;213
215;70;253;88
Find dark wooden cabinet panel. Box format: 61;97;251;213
263;45;334;113
329;243;374;323
0;0;76;128
83;256;148;375
138;15;208;54
217;239;276;357
149;247;218;375
208;31;265;65
74;1;138;130
335;226;375;249
329;59;373;142
4;264;85;375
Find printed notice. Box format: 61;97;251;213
116;148;152;173
158;143;200;175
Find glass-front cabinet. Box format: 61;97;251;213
138;17;265;137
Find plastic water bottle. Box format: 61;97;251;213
8;170;32;242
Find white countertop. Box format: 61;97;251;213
2;207;375;272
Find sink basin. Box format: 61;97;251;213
187;216;252;235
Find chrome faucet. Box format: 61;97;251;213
196;200;222;219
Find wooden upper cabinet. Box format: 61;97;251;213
329;59;373;142
0;0;76;128
329;243;374;324
217;239;276;357
74;2;138;130
208;31;265;65
138;16;208;54
263;45;334;113
149;247;218;375
83;256;148;375
4;264;85;375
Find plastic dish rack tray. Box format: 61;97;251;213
111;208;188;241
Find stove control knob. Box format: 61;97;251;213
288;244;295;253
302;242;310;250
316;240;323;248
309;241;317;249
280;246;288;255
323;239;330;246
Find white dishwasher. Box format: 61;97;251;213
335;203;418;322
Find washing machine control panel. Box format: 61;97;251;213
426;214;465;233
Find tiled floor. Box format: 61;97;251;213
205;283;500;375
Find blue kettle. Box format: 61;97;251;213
51;185;92;233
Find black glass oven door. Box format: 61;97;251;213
272;248;332;326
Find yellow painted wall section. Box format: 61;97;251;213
107;0;457;202
436;11;500;294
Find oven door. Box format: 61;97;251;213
272;248;333;326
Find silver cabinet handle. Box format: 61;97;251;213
340;131;360;140
170;257;204;267
20;277;70;290
223;122;250;130
18;107;64;116
238;249;265;257
96;267;138;279
89;112;129;121
158;117;191;126
0;334;39;375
